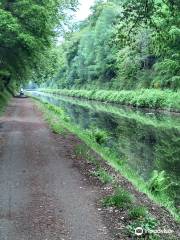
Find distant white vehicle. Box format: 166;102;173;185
20;88;24;96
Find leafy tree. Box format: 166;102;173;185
6;0;178;92
0;0;77;91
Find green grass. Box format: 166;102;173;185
75;137;161;239
128;206;148;220
75;144;100;166
86;128;109;145
92;168;114;184
147;170;173;195
75;145;113;183
127;215;159;239
31;96;180;222
39;88;180;112
102;187;134;208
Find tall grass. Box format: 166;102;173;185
39;88;180;112
102;187;134;208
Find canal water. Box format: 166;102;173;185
29;91;180;206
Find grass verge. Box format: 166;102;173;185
74;143;172;240
39;88;180;112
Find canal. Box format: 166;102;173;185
29;91;180;207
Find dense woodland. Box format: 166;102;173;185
0;0;180;92
44;0;180;91
0;0;77;92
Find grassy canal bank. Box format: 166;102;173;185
38;89;180;112
31;96;180;228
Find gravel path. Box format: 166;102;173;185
0;98;110;240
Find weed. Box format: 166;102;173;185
147;170;172;195
75;144;99;166
128;206;148;220
39;88;180;111
102;187;134;208
86;128;109;145
93;168;113;184
127;215;158;238
50;121;64;134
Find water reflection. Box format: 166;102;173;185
30;91;180;205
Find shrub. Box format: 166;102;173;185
87;128;109;145
127;215;158;238
147;170;172;195
128;206;148;220
102;187;134;208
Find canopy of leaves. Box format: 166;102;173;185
0;0;77;91
48;0;180;90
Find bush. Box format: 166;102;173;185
87;128;109;145
128;206;148;220
153;58;180;90
127;215;158;238
147;170;172;195
102;187;134;208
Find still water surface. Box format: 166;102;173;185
29;91;180;205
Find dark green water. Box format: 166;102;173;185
29;91;180;206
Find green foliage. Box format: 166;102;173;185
0;90;11;113
93;168;113;184
102;187;134;208
39;88;180;111
0;0;77;90
43;0;180;91
2;0;180;92
147;170;172;195
128;206;148;220
75;144;100;166
46;103;70;122
49;120;65;134
127;215;158;238
86;128;109;145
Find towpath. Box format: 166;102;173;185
0;98;110;240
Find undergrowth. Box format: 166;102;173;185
127;215;159;239
128;206;148;220
147;170;174;196
102;187;134;208
39;88;180;112
0;90;11;115
92;168;113;184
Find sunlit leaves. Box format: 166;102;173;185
0;0;78;89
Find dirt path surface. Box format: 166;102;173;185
0;98;110;240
